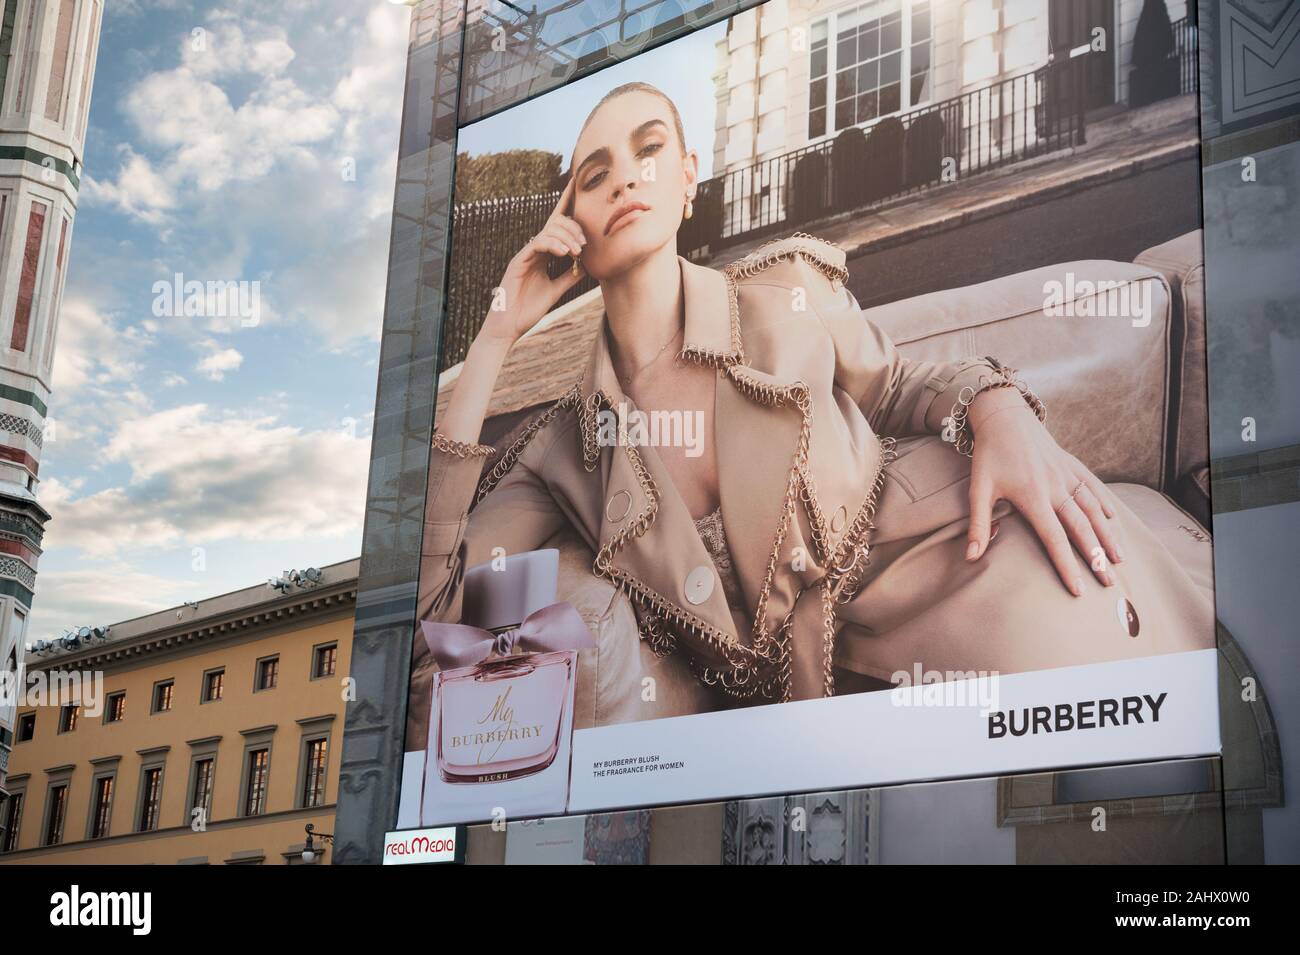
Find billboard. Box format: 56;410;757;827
396;0;1217;828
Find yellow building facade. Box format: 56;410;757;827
0;559;356;865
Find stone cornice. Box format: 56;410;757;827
27;575;358;672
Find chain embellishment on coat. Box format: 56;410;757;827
583;389;771;690
723;232;849;291
474;384;581;505
681;261;746;368
431;431;497;460
942;359;1046;458
828;436;898;605
478;384;775;695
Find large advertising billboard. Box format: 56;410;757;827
397;0;1217;828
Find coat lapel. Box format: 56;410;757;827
573;256;815;654
575;272;740;644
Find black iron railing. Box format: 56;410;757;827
705;53;1089;249
439;55;1089;372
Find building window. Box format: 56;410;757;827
89;775;113;839
244;749;269;816
809;0;932;138
190;758;214;823
17;711;35;742
44;785;68;846
301;738;328;808
202;668;224;703
10;199;47;351
105;691;126;723
809;19;829;137
312;643;337;679
2;792;23;852
152;680;174;713
255;655;278;691
138;767;163;832
58;703;79;733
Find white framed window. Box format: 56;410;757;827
808;0;933;140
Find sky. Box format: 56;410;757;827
35;2;726;645
459;21;727;179
33;0;412;641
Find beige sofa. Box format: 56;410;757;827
523;232;1216;727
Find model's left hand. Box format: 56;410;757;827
965;390;1123;596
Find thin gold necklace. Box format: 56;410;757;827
615;324;684;387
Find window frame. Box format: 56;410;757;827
807;0;934;142
136;763;165;833
242;748;270;817
58;702;79;733
184;736;221;830
311;642;338;680
200;666;224;704
41;779;70;847
151;678;175;714
2;788;25;853
86;770;115;840
16;710;35;742
238;725;276;818
254;654;279;693
103;690;126;724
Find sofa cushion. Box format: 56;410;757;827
864;260;1173;489
1134;231;1208;488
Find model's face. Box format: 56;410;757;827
568;90;698;279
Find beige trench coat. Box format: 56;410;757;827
411;233;1214;739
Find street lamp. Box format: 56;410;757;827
301;823;335;864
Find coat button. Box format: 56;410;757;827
684;565;716;605
605;489;632;522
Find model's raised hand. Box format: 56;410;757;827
479;176;588;347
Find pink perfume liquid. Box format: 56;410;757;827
434;648;577;784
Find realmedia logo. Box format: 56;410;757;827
49;885;151;935
381;825;461;865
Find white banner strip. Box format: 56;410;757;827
568;649;1220;813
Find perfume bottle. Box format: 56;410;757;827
424;550;595;799
435;647;578;783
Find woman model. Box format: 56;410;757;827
413;82;1212;715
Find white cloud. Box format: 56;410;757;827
42;405;369;560
81;147;177;224
195;339;243;380
26;565;195;639
50;297;150;396
183;14;296;79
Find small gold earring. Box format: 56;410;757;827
571;257;582;277
684;197;694;220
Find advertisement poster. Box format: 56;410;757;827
400;0;1217;828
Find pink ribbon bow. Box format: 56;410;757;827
421;602;596;672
